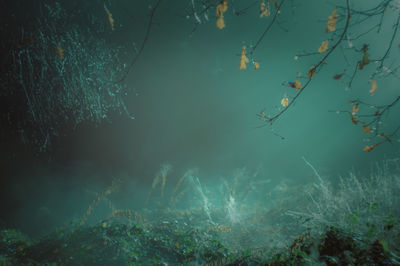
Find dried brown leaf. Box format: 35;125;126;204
352;104;359;115
362;125;370;134
333;73;343;80
281;95;289;107
363;145;374;153
369;80;378;95
325;8;338;32
318;40;329;53
307;66;316;79
239;46;249;70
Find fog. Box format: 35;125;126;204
1;0;399;237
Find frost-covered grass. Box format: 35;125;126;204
287;158;400;253
1;159;400;265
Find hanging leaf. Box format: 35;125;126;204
254;62;260;70
325;8;338;32
358;44;370;70
274;1;280;9
351;114;358;125
380;133;392;143
295;78;301;90
260;0;270;17
260;0;266;11
281;95;289;107
216;0;228;16
359;52;370;69
216;17;225;29
307;66;316;79
333;73;343;80
363;145;375;153
369;80;378;95
216;0;228;29
261;8;270;17
362;125;371;134
239;46;249;70
352;103;359;115
318;40;329;53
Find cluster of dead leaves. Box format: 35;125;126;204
363;133;390;152
216;0;229;29
348;101;365;128
325;8;338;32
238;46;260;70
317;9;337;54
260;0;281;17
260;0;270;17
347;100;392;153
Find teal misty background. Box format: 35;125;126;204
74;0;398;177
1;0;399;236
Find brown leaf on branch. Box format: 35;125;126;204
216;17;225;29
352;103;359;115
318;40;329;53
362;125;371;134
260;0;266;11
333;73;343;80
307;66;316;79
261;7;270;17
260;0;270;17
217;0;228;16
239;46;249;70
358;45;370;70
363;145;375;153
381;133;392;143
273;0;280;10
216;0;228;29
254;62;260;70
325;8;338;32
295;78;301;90
351;114;358;125
369;80;378;95
281;94;289;107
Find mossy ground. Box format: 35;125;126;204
1;212;399;265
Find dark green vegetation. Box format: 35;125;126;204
1;160;400;265
0;214;399;265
